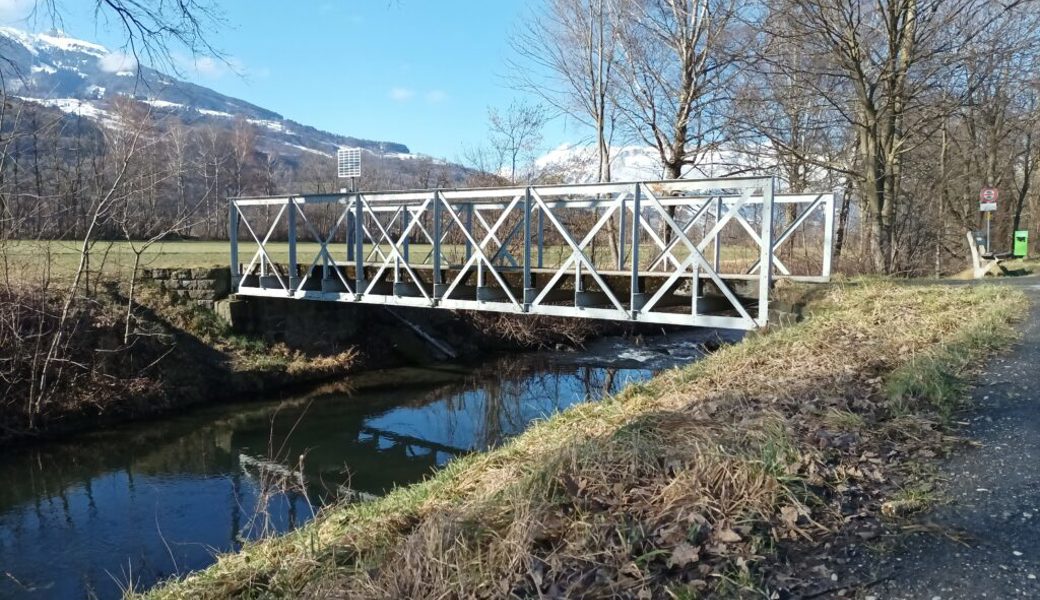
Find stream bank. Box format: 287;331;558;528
138;281;1028;600
0;326;730;600
0;278;648;447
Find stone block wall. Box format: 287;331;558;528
140;267;231;309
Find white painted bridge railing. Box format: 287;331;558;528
228;177;835;330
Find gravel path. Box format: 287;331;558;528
858;277;1040;600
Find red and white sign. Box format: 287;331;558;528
980;187;999;212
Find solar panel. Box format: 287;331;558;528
337;147;361;178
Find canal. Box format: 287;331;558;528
0;328;737;599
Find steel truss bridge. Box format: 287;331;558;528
229;177;835;330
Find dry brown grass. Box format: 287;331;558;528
142;280;1028;600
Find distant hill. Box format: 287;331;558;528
0;26;411;161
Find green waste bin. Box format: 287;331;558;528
1014;230;1029;257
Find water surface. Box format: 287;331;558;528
0;328;735;599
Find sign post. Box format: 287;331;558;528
979;187;998;252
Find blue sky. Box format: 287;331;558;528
0;0;579;160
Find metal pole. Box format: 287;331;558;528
618;195;626;270
347;211;355;261
287;197;298;291
631;183;641;316
229;201;240;288
822;192;835;278
713;196;722;272
433;191;442;298
354;194;364;295
986;211;991;253
523;187;532;307
537;207;544;268
403;208;411;264
757;179;775;327
465;203;473;261
692;264;700;315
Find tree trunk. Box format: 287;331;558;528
833;179;853;267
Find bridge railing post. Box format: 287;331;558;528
714;196;723;273
346;209;355;262
822;189;836;279
229;200;240;290
537;206;544;268
433;191;443;301
618;194;626;270
757;178;776;327
287;197;298;292
403;208;411;264
354;194;364;298
523;187;533;308
630;183;642;318
464;203;473;262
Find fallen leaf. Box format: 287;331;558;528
668;542;701;568
780;505;799;527
716;528;742;543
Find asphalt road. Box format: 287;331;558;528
858;277;1040;599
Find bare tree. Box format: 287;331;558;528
488;101;549;184
765;0;1029;273
512;0;619;183
614;0;749;181
29;0;224;73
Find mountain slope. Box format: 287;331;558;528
0;26;409;160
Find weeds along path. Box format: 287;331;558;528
849;277;1040;599
141;281;1028;600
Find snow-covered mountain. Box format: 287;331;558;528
0;26;409;160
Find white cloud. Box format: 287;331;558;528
172;54;249;79
390;88;448;103
425;89;448;103
389;87;415;102
97;51;138;73
194;56;226;77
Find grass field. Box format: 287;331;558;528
0;239;792;283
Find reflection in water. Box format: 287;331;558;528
0;329;727;599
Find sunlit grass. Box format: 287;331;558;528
141;280;1028;599
0;238;822;285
